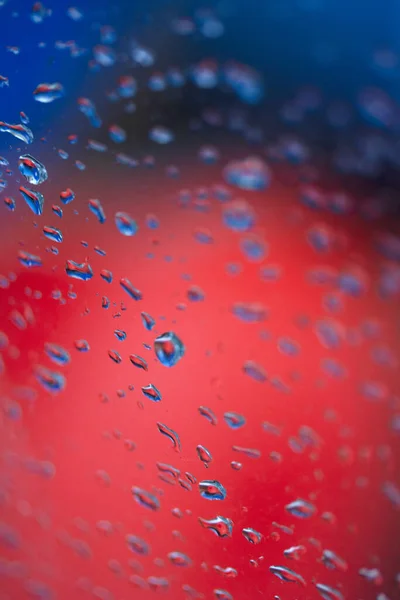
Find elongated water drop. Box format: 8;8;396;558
198;405;218;425
89;199;106;223
18;251;42;268
198;515;233;538
224;412;246;429
315;583;344;600
321;549;348;571
18;154;48;185
168;552;192;567
44;343;70;366
132;486;160;511
126;534;150;555
34;365;66;393
130;354;148;370
19;186;44;215
33;82;64;103
0;122;33;144
141;311;155;330
60;189;75;205
120;278;142;300
283;545;307;560
199;480;227;501
157;422;181;451
285;498;316;519
269;565;306;586
154;332;185;367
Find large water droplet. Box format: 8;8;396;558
0;121;33;144
33;82;64;103
154;332;185;367
18;154;48;185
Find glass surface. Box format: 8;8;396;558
0;2;399;600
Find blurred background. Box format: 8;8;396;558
0;1;399;600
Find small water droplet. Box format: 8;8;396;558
43;226;63;243
65;260;93;281
126;534;150;555
315;583;344;600
130;354;148;370
157;422;181;451
120;278;142;300
199;480;227;501
198;515;233;538
18;154;48;185
44;343;70;366
19;186;44;215
33;82;64;103
132;487;160;511
224;412;246;429
34;365;66;393
196;445;212;467
154;331;185;367
285;498;316;519
269;565;306;586
168;551;192;567
115;211;138;236
142;383;161;402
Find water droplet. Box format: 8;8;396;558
149;125;174;144
115;211;138;236
224;412;246;429
34;365;66;393
198;405;218;425
285;498;316;519
187;285;205;302
100;269;113;283
43;226;63;243
283;545;306;560
223;200;256;232
242;527;262;544
44;343;70;366
132;486;160;511
214;590;233;600
243;360;267;382
321;549;347;571
269;565;306;586
315;583;344;600
168;551;192;567
142;383;161;402
108;349;122;364
232;302;267;323
78;97;102;127
199;480;227;501
232;446;261;459
18;250;42;268
19;186;44;215
0;121;33;144
358;567;383;584
130;354;148;370
224;157;270;190
33;82;64;103
213;566;238;578
65;260;93;281
196;445;212;467
18;154;48;185
114;329;126;341
126;534;150;555
88;198;106;223
198;515;233;538
93;45;116;67
75;340;90;352
157;422;181;451
154;332;185;367
120;278;142;300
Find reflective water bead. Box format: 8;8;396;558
0;122;33;144
243;360;267;382
198;405;218;425
60;188;75;205
285;498;316;519
283;545;306;560
149;125;174;144
223;200;256;232
115;212;137;236
213;590;233;600
198;515;233;537
88;198;106;223
126;534;150;555
129;354;148;370
141;311;155;330
74;340;90;352
18;154;48;185
224;157;271;191
65;260;93;281
242;527;262;544
18;251;42;268
269;565;306;586
196;445;212;467
132;487;160;511
141;384;161;402
43;226;63;243
156;422;181;451
33;82;64;103
19;186;44;215
154;332;185;367
168;552;192;567
34;365;66;393
224;412;246;429
315;583;344;600
199;480;227;501
120;278;142;300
